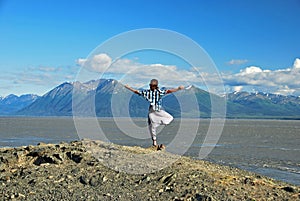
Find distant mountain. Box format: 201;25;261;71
0;94;39;115
12;79;300;119
16;79;217;118
226;91;300;118
16;80;101;116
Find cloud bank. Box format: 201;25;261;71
3;52;298;97
1;65;78;96
77;54;300;96
223;58;300;95
76;53;204;88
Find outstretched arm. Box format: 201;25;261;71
124;84;140;94
166;85;184;94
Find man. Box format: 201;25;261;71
125;79;184;148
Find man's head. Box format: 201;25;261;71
149;79;158;90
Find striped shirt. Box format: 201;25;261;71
138;88;167;111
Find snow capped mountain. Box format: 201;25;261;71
0;94;40;115
2;94;18;104
2;79;300;119
16;79;122;116
226;91;300;118
227;91;300;105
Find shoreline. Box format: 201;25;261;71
1;115;300;120
0;140;299;200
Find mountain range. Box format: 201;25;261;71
0;94;39;115
1;79;300;119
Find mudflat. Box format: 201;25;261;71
0;140;299;200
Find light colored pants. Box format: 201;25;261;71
148;108;173;141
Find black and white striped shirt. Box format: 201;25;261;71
138;88;167;111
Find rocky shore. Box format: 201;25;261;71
0;140;299;201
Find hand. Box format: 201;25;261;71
178;85;184;90
124;84;130;89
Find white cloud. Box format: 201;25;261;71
76;54;300;96
233;86;243;92
226;59;248;65
239;66;263;75
77;53;204;87
7;65;78;95
223;58;300;95
76;53;112;72
293;58;300;69
274;85;296;96
76;58;87;66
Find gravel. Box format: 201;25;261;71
0;140;299;200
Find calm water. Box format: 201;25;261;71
0;117;299;186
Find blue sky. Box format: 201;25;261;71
0;0;300;96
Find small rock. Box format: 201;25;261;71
142;176;151;182
5;176;10;182
26;150;41;157
28;179;35;185
53;153;63;161
159;173;176;185
136;176;150;184
24;146;31;151
281;186;295;193
33;155;57;165
165;186;172;192
158;189;164;193
11;168;17;173
104;193;111;197
89;176;100;186
79;176;88;185
243;177;254;185
195;194;214;201
87;161;96;166
54;178;65;183
18;193;25;198
66;151;83;163
71;167;81;175
66;175;73;179
102;176;108;182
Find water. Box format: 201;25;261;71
0;117;299;186
0;117;78;147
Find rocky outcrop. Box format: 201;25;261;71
0;140;299;200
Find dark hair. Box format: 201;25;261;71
150;79;158;84
149;79;158;90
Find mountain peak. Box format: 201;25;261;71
0;93;40;115
4;94;18;99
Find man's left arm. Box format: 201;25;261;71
166;85;184;94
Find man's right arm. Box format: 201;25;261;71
124;84;140;94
